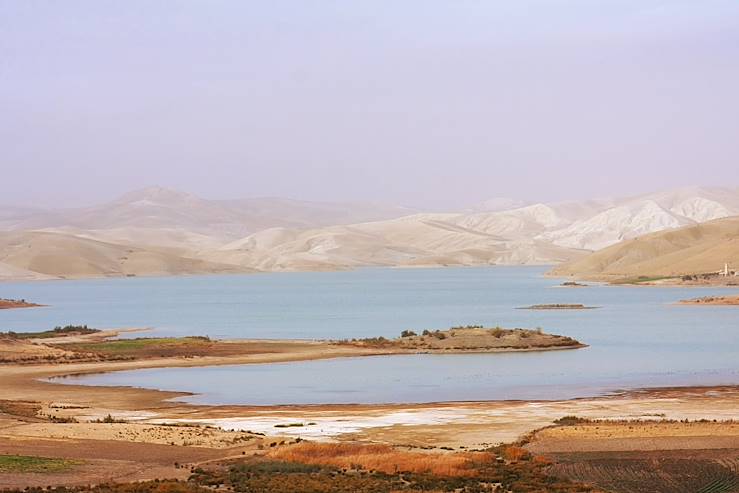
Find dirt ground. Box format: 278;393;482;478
1;331;738;489
678;295;739;305
0;299;43;310
527;421;739;453
526;421;739;493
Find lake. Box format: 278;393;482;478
2;266;738;405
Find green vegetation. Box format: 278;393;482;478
340;326;582;350
0;324;100;340
63;336;213;358
341;336;392;347
613;275;675;285
0;454;81;473
553;415;592;426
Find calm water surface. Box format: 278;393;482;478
2;266;737;404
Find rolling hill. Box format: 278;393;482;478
0;231;248;280
549;216;739;281
0;186;737;280
0;187;418;240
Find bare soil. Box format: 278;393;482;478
0;299;43;310
678;295;739;305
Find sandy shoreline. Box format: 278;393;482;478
2;340;738;489
2;346;739;444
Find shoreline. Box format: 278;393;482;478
0;337;587;411
0;299;45;310
548;272;739;287
2;343;738;488
1;342;735;413
3;353;738;446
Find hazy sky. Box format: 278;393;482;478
2;1;738;209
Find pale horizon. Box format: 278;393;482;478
2;1;739;209
2;182;739;213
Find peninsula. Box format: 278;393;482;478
0;298;44;310
678;295;739;306
0;325;585;366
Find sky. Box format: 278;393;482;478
1;0;738;210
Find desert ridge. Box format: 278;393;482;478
550;215;739;284
1;186;738;280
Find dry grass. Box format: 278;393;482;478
0;399;42;419
502;445;529;461
268;442;488;477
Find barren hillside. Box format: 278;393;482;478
549;216;739;281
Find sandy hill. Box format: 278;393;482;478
0;186;737;280
207;212;589;272
205;188;739;273
549;215;739;281
0;231;249;280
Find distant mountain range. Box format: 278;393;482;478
0;187;418;241
1;186;737;280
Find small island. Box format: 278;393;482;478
560;281;589;288
677;295;739;306
0;298;44;310
517;304;599;310
337;325;586;352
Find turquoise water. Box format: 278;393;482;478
2;266;738;404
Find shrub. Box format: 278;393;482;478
489;327;505;338
92;414;126;424
554;416;591;426
268;442;484;477
502;445;529;462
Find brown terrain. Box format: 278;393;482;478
0;326;586;367
527;419;739;493
0;298;43;310
550;215;739;285
335;326;586;353
0;328;736;492
678;295;739;305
